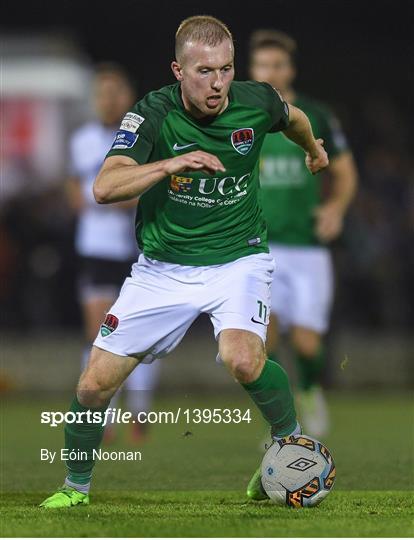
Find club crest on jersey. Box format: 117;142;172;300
231;128;254;155
170;175;193;193
100;313;119;337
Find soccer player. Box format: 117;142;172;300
40;15;328;508
248;30;358;437
67;63;160;442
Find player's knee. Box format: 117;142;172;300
76;372;116;408
292;332;321;358
222;351;264;384
234;359;262;383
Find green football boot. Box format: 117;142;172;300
246;465;269;501
39;485;89;508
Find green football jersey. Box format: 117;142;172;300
260;94;348;246
106;81;289;266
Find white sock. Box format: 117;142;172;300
272;421;302;441
65;478;90;494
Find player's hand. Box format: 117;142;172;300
305;139;329;175
164;151;226;176
314;201;345;243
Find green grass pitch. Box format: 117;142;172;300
1;392;413;537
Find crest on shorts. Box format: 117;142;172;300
231;128;254;155
100;313;119;337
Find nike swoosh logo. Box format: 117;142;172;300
173;142;198;151
250;317;267;326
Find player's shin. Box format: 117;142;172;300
241;359;297;437
63;396;108;493
295;346;325;390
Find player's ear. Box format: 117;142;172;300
171;61;184;81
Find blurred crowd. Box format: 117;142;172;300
334;95;413;331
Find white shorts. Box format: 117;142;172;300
269;243;334;334
93;253;275;363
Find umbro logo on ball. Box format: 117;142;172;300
286;458;317;472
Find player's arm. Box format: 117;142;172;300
93;152;225;204
314;151;358;242
282;104;329;174
66;174;138;211
67;135;138;211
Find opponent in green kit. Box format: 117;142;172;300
40;16;329;508
249;30;358;440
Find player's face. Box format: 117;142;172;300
94;74;134;126
249;47;295;92
172;39;235;118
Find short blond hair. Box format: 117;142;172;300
175;15;233;60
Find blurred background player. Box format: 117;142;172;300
249;30;358;436
66;63;160;442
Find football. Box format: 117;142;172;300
261;434;336;508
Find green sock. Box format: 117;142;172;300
295;346;325;391
64;396;108;485
242;359;297;437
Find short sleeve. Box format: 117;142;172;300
106;102;156;164
317;108;349;158
262;83;290;133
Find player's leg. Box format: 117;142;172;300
288;248;334;437
78;257;128;442
208;253;298;437
219;328;301;503
125;360;161;442
260;251;295;448
81;296;120;443
67;346;139;474
205;252;301;501
40;346;140;508
219;328;297;437
291;326;329;437
291;326;324;391
259;314;281;449
40;255;200;508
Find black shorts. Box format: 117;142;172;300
77;256;134;302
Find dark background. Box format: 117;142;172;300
1;1;413;382
2;0;413;107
